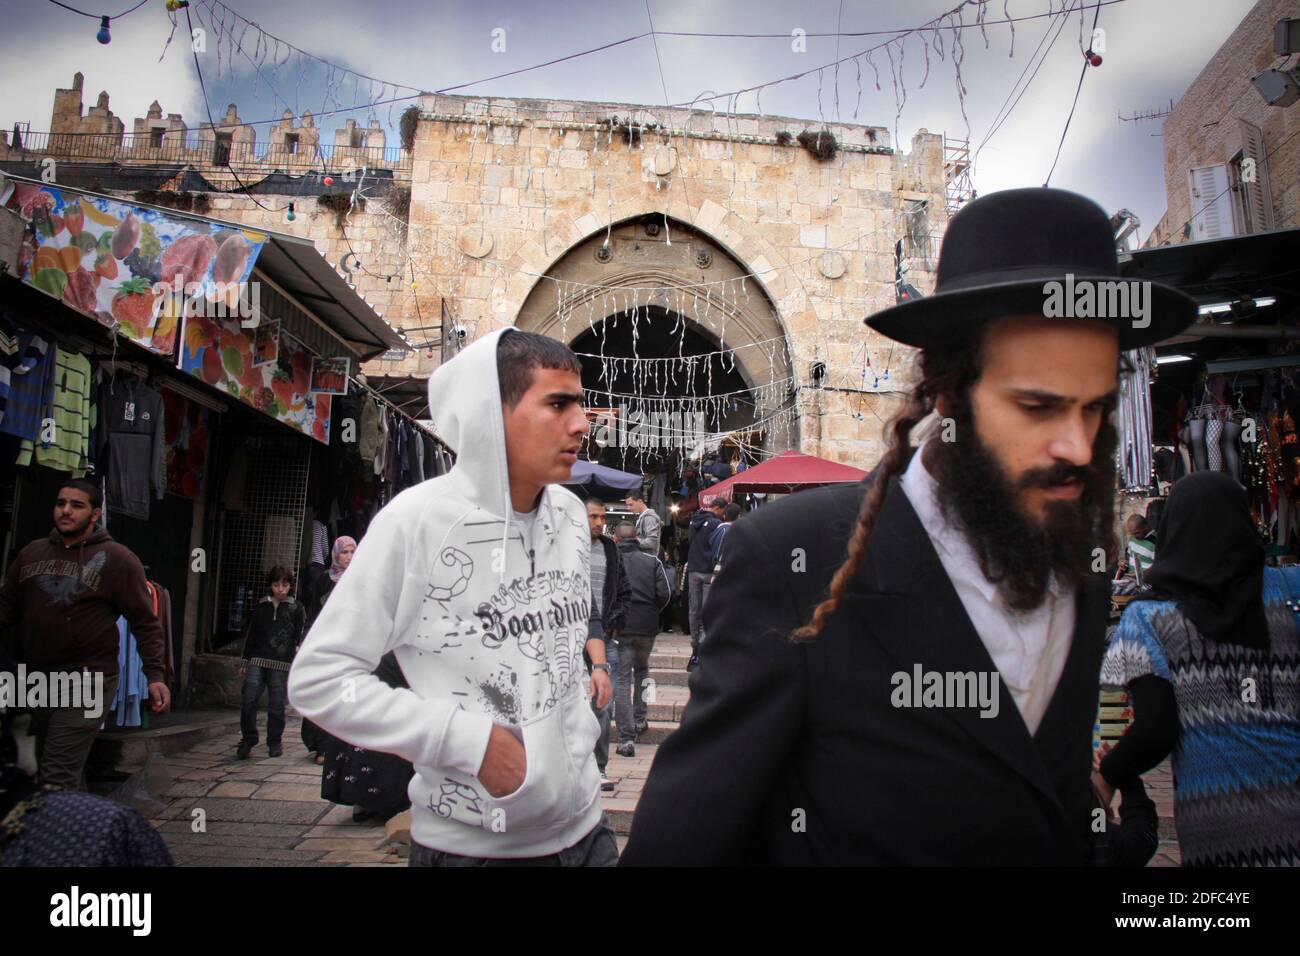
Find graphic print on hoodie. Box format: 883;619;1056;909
288;328;600;858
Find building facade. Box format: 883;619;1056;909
3;76;959;467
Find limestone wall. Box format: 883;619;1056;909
1153;0;1300;244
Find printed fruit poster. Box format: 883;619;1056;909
5;182;266;357
180;316;333;444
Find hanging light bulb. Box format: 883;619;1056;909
96;16;111;44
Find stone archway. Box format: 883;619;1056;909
514;212;798;455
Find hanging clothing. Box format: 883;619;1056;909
95;376;165;520
411;428;426;483
310;521;329;566
1117;347;1155;491
0;332;54;442
17;348;92;476
358;395;383;466
110;617;149;728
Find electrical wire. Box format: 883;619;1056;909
1043;0;1102;185
45;0;148;19
183;3;281;213
974;0;1078;162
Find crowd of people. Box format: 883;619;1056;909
1;186;1297;868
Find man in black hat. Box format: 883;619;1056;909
620;188;1197;865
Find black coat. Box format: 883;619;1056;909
615;539;672;637
620;469;1108;866
594;536;630;637
686;510;721;572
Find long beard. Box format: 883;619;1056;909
928;421;1111;611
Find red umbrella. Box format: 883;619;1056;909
700;450;868;504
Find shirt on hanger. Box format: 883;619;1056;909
0;332;54;441
18;348;93;476
96;375;166;520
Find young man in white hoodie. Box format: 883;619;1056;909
289;329;616;866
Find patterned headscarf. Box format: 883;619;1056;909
328;536;357;583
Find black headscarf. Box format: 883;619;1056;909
1131;471;1268;649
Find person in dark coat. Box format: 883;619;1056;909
685;500;724;666
619;188;1199;865
611;524;671;755
299;537;355;763
310;536;414;822
585;500;630;788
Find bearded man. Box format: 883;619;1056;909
620;188;1197;865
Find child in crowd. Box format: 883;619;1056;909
237;566;306;760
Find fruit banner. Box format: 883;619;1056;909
180;316;333;445
5;182;266;357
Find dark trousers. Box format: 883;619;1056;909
590;642;618;774
33;672;120;791
409;815;619;867
240;664;288;745
613;634;654;743
688;571;712;648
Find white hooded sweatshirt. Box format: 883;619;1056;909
288;328;601;857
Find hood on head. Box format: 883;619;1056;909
427;328;516;517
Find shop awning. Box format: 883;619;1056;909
701;450;868;502
1121;227;1300;344
0;173;406;360
254;232;405;360
365;373;432;419
565;460;643;500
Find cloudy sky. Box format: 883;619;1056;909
0;0;1260;242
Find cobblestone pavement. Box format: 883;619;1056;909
135;631;1179;866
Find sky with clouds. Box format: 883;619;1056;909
0;0;1262;242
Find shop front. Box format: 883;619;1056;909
0;174;443;728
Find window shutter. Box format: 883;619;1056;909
1238;120;1276;232
1187;164;1235;241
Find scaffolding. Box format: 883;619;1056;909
944;136;974;218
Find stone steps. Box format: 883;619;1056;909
598;632;692;835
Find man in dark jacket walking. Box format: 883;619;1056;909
685;500;724;666
0;479;169;789
620;188;1199;865
611;523;671;756
586;499;630;788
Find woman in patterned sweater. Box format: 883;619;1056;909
1099;471;1300;866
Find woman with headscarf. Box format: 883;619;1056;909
299;537;357;764
310;536;414;823
1097;471;1300;866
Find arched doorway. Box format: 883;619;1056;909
515;215;797;492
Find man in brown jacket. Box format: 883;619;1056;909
0;479;169;789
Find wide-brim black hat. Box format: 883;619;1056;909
866;187;1198;349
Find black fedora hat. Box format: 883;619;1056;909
866;187;1197;349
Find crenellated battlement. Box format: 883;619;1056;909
0;73;409;176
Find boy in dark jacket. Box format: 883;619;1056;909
237;566;306;759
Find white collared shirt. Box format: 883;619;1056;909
899;442;1076;734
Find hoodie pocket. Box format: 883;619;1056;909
485;702;584;834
